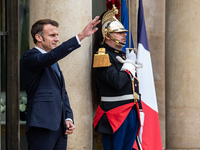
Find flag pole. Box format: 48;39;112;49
128;0;131;48
136;0;139;49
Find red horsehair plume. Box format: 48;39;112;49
106;0;121;18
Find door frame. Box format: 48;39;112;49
1;0;20;149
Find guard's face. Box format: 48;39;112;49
110;32;127;49
39;24;60;52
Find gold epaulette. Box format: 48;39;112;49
93;48;111;68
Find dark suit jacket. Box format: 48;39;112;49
21;36;80;132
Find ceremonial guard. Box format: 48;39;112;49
92;3;144;150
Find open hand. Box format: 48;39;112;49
78;16;101;41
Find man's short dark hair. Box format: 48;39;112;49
31;19;59;44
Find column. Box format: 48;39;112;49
30;0;93;149
166;0;200;149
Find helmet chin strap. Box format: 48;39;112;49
107;32;125;46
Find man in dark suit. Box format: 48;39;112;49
21;17;100;150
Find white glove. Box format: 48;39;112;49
116;56;136;77
126;48;136;62
138;111;145;143
125;48;143;69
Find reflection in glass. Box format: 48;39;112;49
19;0;30;150
1;0;7;148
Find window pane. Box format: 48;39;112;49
19;0;29;149
1;0;7;149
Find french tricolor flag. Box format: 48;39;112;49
121;0;163;149
136;0;163;149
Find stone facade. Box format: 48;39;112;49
29;0;200;149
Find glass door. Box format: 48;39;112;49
1;0;8;148
1;0;22;149
19;0;29;149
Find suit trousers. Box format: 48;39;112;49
102;108;139;150
27;122;67;150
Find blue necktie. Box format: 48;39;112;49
52;62;60;77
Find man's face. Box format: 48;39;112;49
37;24;60;52
106;32;127;50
